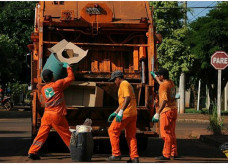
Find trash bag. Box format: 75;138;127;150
220;142;228;158
220;142;228;151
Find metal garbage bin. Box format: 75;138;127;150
70;131;94;162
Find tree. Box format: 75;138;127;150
0;1;36;86
0;1;36;95
151;2;193;85
0;35;20;92
186;2;228;111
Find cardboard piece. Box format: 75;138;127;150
64;82;104;107
48;39;88;64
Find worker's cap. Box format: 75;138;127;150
109;70;124;81
42;69;53;82
157;68;169;77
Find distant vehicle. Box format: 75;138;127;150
0;96;13;111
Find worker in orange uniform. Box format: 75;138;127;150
107;70;139;163
28;62;74;160
151;68;178;160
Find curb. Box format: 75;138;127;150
200;135;228;148
177;119;209;123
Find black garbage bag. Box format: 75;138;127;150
70;131;94;162
220;142;228;151
220;142;228;158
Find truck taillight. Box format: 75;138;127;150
31;32;39;42
94;3;99;8
140;17;148;24
155;33;162;44
27;44;34;51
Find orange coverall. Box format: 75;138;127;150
28;67;74;154
108;80;139;159
159;80;178;158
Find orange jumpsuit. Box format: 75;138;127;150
159;80;178;158
28;67;75;154
108;80;139;159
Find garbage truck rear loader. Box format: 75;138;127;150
29;1;160;149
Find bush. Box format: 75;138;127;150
207;104;223;135
185;108;208;114
8;82;31;105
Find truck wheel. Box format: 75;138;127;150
93;138;111;154
41;132;69;152
137;136;148;151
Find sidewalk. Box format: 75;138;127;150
176;113;228;148
178;113;228;123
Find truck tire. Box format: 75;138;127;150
137;136;148;151
41;132;69;152
93;138;111;154
119;135;148;152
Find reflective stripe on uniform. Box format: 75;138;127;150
45;98;64;108
32;140;43;147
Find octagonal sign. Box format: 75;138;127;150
211;51;228;70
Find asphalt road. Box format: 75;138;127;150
0;111;227;163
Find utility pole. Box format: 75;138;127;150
184;1;187;26
180;1;187;114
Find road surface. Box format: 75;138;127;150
0;111;227;163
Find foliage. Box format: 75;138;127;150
185;108;208;114
186;2;228;110
151;1;184;36
157;28;194;82
0;2;36;85
151;2;193;85
0;35;20;82
9;82;30;96
207;104;223;135
8;82;31;104
0;2;36;56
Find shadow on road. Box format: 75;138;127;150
0;130;27;134
140;138;226;159
0;137;31;157
0;111;31;119
178;158;228;163
40;134;226;159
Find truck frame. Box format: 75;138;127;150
29;1;160;146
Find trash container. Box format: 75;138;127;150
70;131;94;162
42;53;64;81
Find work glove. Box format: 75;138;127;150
150;71;157;79
62;62;69;68
152;113;159;123
116;109;123;122
108;112;117;123
175;93;180;99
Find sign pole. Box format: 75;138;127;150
211;51;228;120
217;69;221;119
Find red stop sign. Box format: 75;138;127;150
211;51;228;70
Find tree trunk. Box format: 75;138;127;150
190;84;198;109
207;84;216;114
